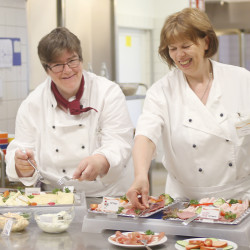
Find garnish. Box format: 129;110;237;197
229;199;239;204
120;195;128;202
17;187;25;195
52;188;61;194
224;211;237;220
117;207;125;214
48;202;56;206
27;195;34;199
2;197;9;203
189;199;199;205
21;213;30;219
135;209;141;214
64;187;71;193
144;230;155;235
29;202;37;206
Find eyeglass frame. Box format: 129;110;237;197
46;57;81;73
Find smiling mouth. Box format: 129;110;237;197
179;59;192;66
62;74;75;80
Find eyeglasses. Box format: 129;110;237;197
47;58;81;73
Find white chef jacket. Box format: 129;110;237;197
136;60;250;200
6;71;134;197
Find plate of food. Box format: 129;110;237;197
175;237;237;249
108;230;167;248
89;193;176;218
163;197;250;225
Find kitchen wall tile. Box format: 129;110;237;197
0;101;8;118
7;100;19;119
0;120;8;132
0;0;28;134
7;119;16;134
6;82;19;100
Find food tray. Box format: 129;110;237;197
88;199;180;218
0;191;84;208
0;192;87;224
163;201;250;225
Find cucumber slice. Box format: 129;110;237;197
223;246;233;250
176;240;188;247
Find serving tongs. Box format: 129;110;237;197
182;213;199;226
21;149;50;184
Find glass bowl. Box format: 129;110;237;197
34;207;75;233
0;211;32;232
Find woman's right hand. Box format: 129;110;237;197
126;177;150;210
15;149;36;177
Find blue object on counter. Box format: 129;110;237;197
0;143;8;149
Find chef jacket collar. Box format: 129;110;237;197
182;62;233;141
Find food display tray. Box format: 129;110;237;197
81;210;250;247
0;192;87;223
163;201;250;225
87;199;180;218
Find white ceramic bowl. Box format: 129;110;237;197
34;207;74;233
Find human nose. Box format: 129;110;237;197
62;63;72;72
176;48;185;59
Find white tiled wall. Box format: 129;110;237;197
0;0;28;134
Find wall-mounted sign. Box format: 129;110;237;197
0;37;21;68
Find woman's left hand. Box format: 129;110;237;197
73;154;110;181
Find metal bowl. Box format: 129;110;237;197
119;83;147;96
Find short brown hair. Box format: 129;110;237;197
38;27;83;71
159;8;218;68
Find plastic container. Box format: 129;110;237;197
34;207;75;233
0;211;32;232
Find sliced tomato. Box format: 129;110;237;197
29;202;37;206
200;246;216;250
189;240;204;245
204;239;213;247
220;210;225;216
186;244;200;250
212;240;228;248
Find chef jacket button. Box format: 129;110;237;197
198;168;202;172
192;144;196;148
62;169;66;173
52;125;55;129
52;104;54;108
220;113;224;117
226;139;229;142
79;124;82;127
228;162;233;167
81;145;85;149
189;119;192;123
56;149;59;152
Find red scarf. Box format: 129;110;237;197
51;76;97;115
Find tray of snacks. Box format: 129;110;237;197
163;197;250;225
88;193;177;218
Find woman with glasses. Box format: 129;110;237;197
6;27;134;196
